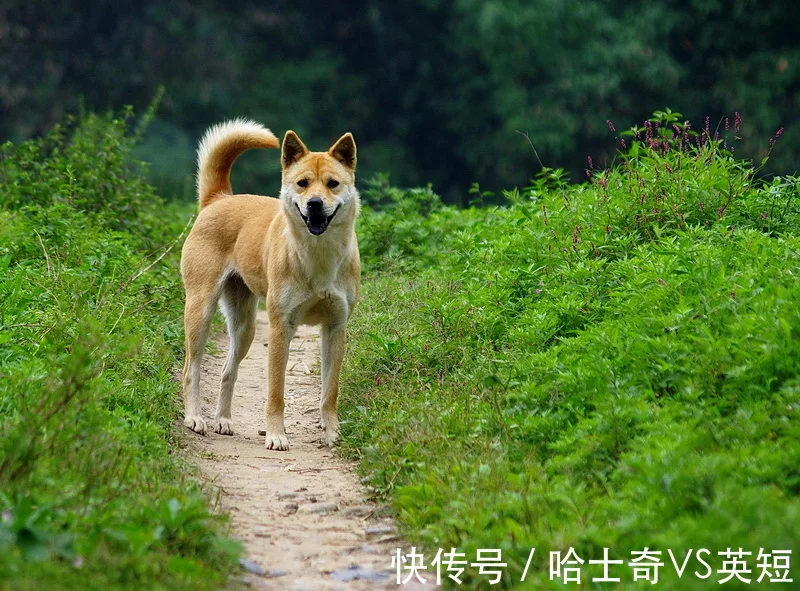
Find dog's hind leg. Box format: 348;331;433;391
215;274;258;435
183;286;219;435
320;323;347;447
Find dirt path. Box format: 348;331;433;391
185;308;422;590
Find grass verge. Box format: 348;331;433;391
342;113;800;588
0;110;239;589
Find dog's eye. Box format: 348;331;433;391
297;179;309;188
327;179;339;189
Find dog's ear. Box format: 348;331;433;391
282;131;308;168
328;133;357;171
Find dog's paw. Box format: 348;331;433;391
323;427;339;448
184;415;207;435
265;433;290;451
321;411;339;447
214;417;234;435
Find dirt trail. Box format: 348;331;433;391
185;308;424;590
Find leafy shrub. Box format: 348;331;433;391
0;112;237;589
343;112;800;588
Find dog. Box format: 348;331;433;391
180;119;360;450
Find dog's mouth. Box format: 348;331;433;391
296;203;340;236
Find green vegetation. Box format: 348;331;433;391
3;104;797;588
0;111;237;589
2;1;798;200
342;112;800;588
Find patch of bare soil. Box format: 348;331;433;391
185;308;429;590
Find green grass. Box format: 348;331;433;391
4;107;797;589
0;110;238;589
341;112;800;588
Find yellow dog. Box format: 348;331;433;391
180;120;360;450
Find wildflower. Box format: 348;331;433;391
620;138;627;149
587;155;593;168
776;127;785;138
606;120;616;132
734;112;742;133
724;117;730;131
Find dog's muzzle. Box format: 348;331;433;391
297;198;340;236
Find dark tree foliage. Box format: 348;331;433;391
1;0;798;202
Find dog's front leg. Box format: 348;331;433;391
265;316;295;450
320;322;347;447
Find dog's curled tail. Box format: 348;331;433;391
196;119;279;210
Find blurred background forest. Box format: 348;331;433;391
1;0;798;203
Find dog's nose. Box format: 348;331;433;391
307;197;323;211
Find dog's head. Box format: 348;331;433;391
279;131;358;237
